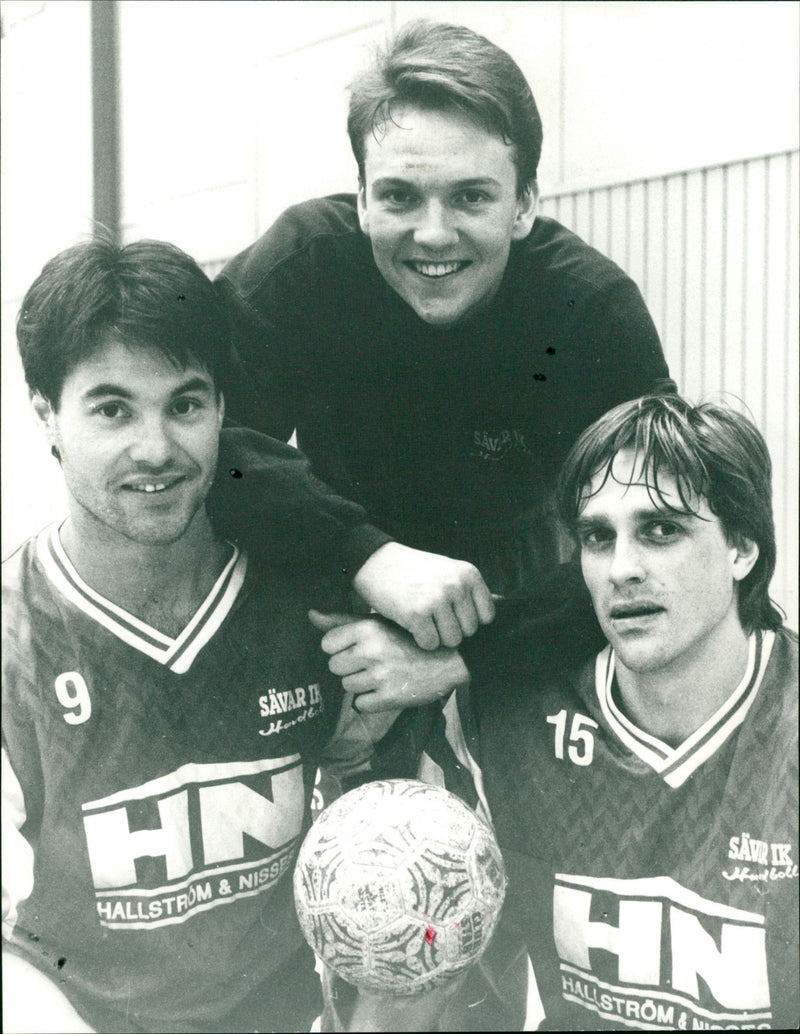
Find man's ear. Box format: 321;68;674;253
217;393;225;430
31;391;60;461
731;537;759;583
357;180;370;236
31;390;57;432
511;180;539;241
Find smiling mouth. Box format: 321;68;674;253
405;261;471;278
123;477;186;494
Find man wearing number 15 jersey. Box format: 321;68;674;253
323;394;799;1028
1;239;394;1034
430;395;799;1030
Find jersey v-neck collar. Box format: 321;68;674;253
595;629;775;788
36;524;248;674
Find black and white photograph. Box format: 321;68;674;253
2;2;798;1031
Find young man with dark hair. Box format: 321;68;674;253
2;238;396;1034
316;395;798;1029
216;20;672;644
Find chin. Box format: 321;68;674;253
124;518;194;546
614;646;671;675
406;296;474;326
389;280;469;326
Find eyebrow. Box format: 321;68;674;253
575;515;610;532
371;176;502;190
82;376;215;401
576;506;696;531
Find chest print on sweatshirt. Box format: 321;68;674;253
470;428;530;462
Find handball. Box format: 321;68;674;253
293;779;506;996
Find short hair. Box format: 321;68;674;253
556;395;783;632
17;237;230;406
347;20;543;193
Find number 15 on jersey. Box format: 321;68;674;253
546;710;598;766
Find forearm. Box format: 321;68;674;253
2;949;95;1033
312;610;471;714
352;542;495;649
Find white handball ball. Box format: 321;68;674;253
293;779;506;996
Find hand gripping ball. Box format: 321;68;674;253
293;779;506;996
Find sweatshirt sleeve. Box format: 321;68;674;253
213;272;298;442
594;277;675;399
529;261;677;480
207;428;393;578
211;208;395;577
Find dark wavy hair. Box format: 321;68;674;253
557;394;784;632
347;20;543;194
17;236;230;406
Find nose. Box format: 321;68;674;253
413;201;459;250
127;413;175;468
608;535;646;586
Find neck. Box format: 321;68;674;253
59;510;228;635
614;613;752;747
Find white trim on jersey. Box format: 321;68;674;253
596;630;776;788
36;525;248;674
441;692;494;827
418;690;494;828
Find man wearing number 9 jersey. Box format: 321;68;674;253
1;239;395;1033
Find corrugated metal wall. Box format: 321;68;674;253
540;150;799;625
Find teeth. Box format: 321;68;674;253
413;261;463;277
130;483;168;493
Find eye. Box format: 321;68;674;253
579;526;614;550
171;396;202;417
93;401;127;419
378;188;417;209
644;520;683;542
455;189;489;206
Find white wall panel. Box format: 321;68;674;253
117;2;390;258
662;174;688;388
1;0;93;299
701;167;726;392
682;170;706;397
250;26;382;235
643;179;666;336
721;162;747;404
117;0;261;261
559;1;799;188
249;0;389;57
